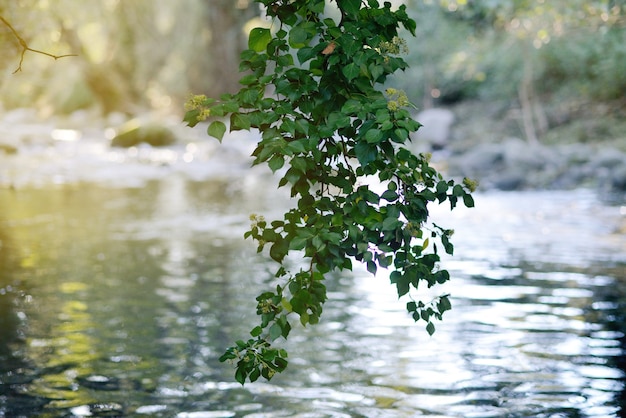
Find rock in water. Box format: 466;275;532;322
111;121;176;147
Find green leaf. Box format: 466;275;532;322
434;270;450;284
268;155;285;172
235;366;247;385
294;119;310;135
426;322;436;336
393;128;409;142
369;62;384;81
380;120;393;131
286;139;306;154
441;234;454;255
452;184;464;197
290;156;308;173
381;190;397;201
463;194;475;208
355;142;377;165
289;25;309;48
277;54;294;68
309;314;320;325
309;0;326;13
396;276;410;297
342;62;360;81
269;323;282;341
378;254;392;268
239;74;258;85
436;180;448;194
207;121;227;142
312;235;326;252
367;260;377;274
219;350;236;362
250;326;263;337
338;0;361;18
223;101;240;114
249;27;272;52
270;239;289;262
299;311;310;326
274;356;288;371
438;295;452;313
297;46;317;64
241;88;261;105
183;109;200;127
365;128;383;143
382;216;399;231
280;319;292;338
249;367;261;382
342;99;362;114
402;15;417;36
327;112;351;129
289;235;308;250
230;113;251;131
281;297;293;312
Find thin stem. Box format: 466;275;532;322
0;15;77;73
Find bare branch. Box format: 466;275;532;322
0;14;77;73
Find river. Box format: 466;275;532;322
0;135;625;417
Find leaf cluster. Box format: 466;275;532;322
185;0;474;384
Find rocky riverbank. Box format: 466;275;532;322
0;107;262;189
0;103;625;196
417;100;626;195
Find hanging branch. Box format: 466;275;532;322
0;15;77;73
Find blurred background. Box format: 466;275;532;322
0;0;624;191
0;0;257;115
1;1;625;417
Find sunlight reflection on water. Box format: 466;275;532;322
0;171;624;416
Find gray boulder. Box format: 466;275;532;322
415;108;455;150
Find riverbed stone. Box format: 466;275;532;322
593;151;626;192
0;143;18;154
609;165;626;191
111;121;177;147
415;108;455;150
448;142;504;187
446;137;626;191
590;148;626;170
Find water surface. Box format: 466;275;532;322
0;176;624;417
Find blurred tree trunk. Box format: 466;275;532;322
202;0;258;97
518;42;548;144
56;1;169;114
60;24;138;115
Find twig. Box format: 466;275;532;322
0;15;77;73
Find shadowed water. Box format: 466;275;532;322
0;176;624;417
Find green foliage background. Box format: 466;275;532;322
393;0;625;107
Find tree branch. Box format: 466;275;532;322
0;15;77;73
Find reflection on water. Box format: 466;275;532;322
0;179;624;417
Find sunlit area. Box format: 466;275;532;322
1;1;625;417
